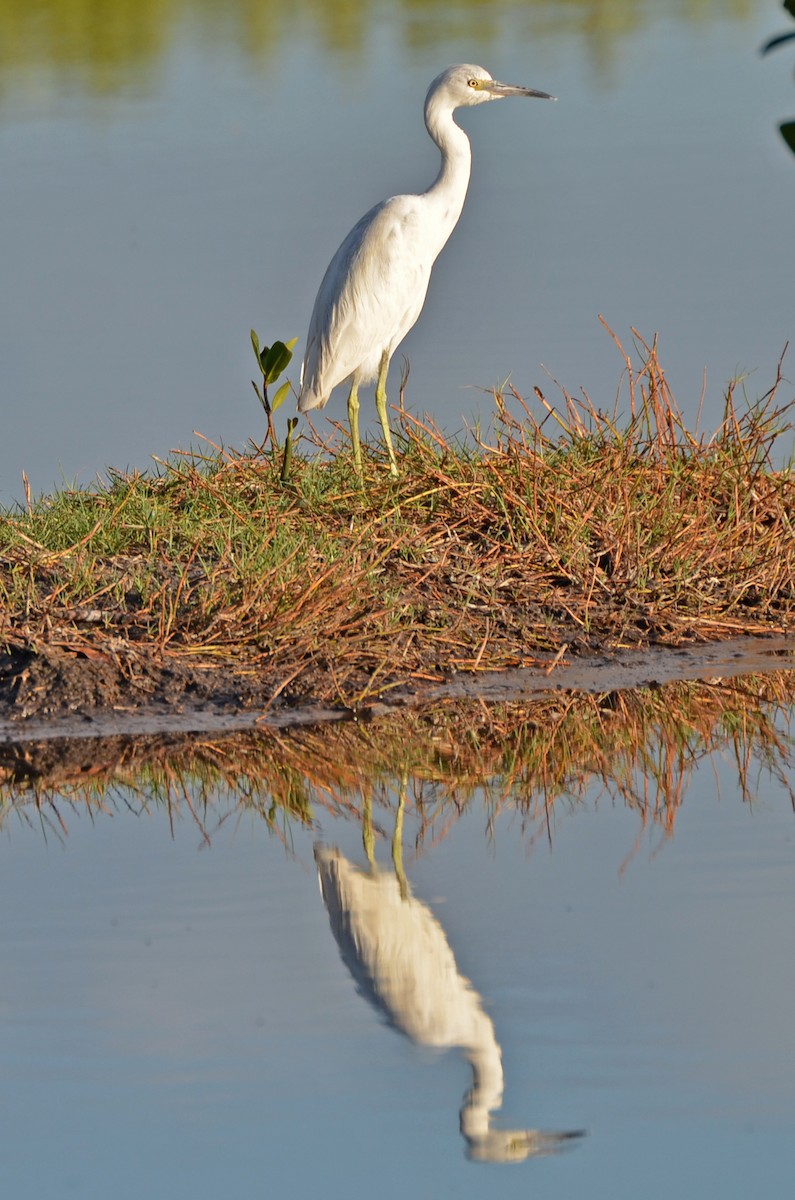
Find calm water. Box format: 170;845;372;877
1;719;793;1198
1;0;793;501
2;10;794;1189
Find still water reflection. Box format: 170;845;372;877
0;673;793;1196
0;0;761;96
316;818;583;1162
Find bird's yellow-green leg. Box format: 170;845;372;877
362;792;375;868
391;775;408;901
347;380;364;481
374;350;399;477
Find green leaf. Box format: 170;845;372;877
785;0;795;22
271;380;292;412
262;340;293;383
763;29;795;51
251;330;270;378
781;120;795;156
280;417;299;485
251;329;267;359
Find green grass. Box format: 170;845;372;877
1;329;793;706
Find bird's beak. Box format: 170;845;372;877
486;80;556;101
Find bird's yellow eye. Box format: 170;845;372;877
467;78;480;89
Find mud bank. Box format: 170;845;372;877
1;635;792;745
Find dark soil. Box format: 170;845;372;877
0;643;278;722
1;632;793;746
0;615;601;727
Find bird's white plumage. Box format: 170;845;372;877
298;64;554;438
315;839;583;1162
301;196;436;404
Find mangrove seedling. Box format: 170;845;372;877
251;331;297;450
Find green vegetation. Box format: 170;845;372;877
250;330;298;480
0;328;792;715
764;0;795;157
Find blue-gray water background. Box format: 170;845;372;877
1;0;793;501
1;743;794;1199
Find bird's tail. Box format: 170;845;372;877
296;336;328;414
297;384;325;414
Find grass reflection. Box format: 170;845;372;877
0;0;758;102
1;670;792;852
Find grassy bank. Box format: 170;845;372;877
1;334;793;716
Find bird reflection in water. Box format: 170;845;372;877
315;793;584;1162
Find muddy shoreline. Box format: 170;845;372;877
1;634;792;745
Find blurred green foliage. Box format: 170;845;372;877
762;1;795;159
0;0;757;102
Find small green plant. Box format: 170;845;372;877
250;331;297;448
763;0;795;157
250;331;299;483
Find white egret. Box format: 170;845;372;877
314;799;583;1161
298;64;554;479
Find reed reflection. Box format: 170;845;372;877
315;793;583;1162
1;671;794;850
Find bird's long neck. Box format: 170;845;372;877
459;1015;505;1144
422;96;473;254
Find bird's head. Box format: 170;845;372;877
464;1126;586;1164
426;63;555;110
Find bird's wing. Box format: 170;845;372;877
300;196;431;409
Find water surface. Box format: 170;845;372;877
1;0;793;500
1;672;793;1197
